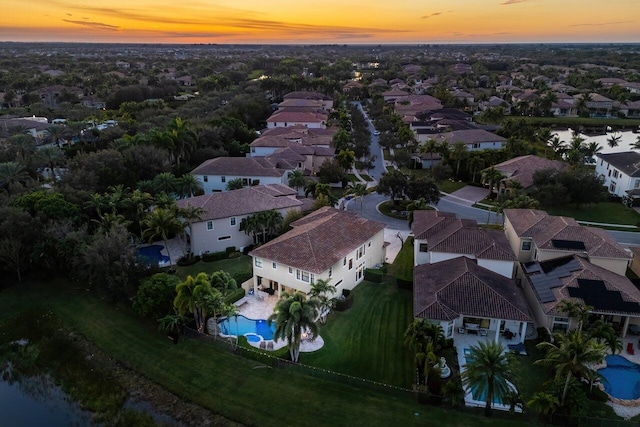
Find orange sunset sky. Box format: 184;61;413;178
1;0;639;44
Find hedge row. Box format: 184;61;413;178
224;288;246;305
364;268;384;283
202;251;228;262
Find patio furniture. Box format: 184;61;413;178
629;324;640;335
458;327;465;334
628;342;635;355
503;329;514;340
234;296;250;307
465;323;480;335
480;329;488;337
267;341;274;350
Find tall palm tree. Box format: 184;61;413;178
308;278;337;324
240;214;261;245
631;136;640;150
557;300;592;331
481;166;504;199
220;303;240;349
419;139;438;173
527;391;559;421
7;134;37;162
129;189;154;239
287;169;307;194
46;125;65;148
268;291;320;362
344;182;368;213
607;132;622;148
336;148;356;172
467;155;485;184
451;141;468;178
548;136;566;160
263;210;284;240
583;142;602;163
143;208;183;266
0;161;29;194
167;117;197;167
35;146;65;181
177;173;203;199
535;330;607;406
152;172;179;196
462;341;514;417
174;272;221;333
437;141;452;163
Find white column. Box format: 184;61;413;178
253;276;259;296
622;316;631;339
495;319;502;343
520;322;527;344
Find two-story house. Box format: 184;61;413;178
176;184;303;255
595;152;640;202
249;207;386;297
191;157;290;193
412;210;516;278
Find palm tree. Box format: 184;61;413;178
631;136;640;150
268;291;320;362
35;146;65;181
177;173;203;199
220;303;240;349
143;208;183;266
7;134;37;162
557;300;592;331
583;142;602;163
308;278;337;324
240;215;261;245
607;132;622;148
226;178;244;191
548;136;566;160
437;141;452;163
46;125;65;148
157;310;187;343
419;139;438;174
152;172;179;196
262;210;284;240
527;391;559;421
344;182;368;213
535;330;607;406
174;272;222;333
450;141;468;178
167;117;197;166
336;148;356;172
0;161;29;194
129;189;153;239
462;341;513;417
287;169;307;194
587;319;622;354
467;155;485;183
481;166;504;199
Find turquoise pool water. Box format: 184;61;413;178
463;348;505;404
136;245;170;265
218;316;276;341
598;355;640;400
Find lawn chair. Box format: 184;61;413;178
627;342;635;355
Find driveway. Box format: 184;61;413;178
448;186;490;206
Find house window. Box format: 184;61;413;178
221;176;226;183
348;259;353;270
610;182;617;193
521;241;531;251
419;243;428;252
553;316;570;332
230;217;237;226
343;257;346;266
289;267;293;274
254;258;263;268
251;147;256;153
368;241;371;247
297;269;310;283
206;220;214;231
203;176;208;182
242;178;249;185
635;180;640;189
218;235;231;241
329;267;333;278
273;262;277;269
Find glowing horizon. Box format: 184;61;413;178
2;0;639;44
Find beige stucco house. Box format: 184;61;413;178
503;209;631;276
176;184;302;255
248;207;386;297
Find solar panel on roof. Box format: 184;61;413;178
569;279;640;313
527;257;581;304
552;239;586;251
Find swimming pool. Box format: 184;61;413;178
218;315;276;341
463;348;506;405
598;355;640;400
136;245;170;265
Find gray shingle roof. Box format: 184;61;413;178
414;257;531;322
596;152;640;178
249;207;385;274
176;184;301;221
190;157;287;177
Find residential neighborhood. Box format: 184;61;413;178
3;42;640;426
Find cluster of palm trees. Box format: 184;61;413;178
404;319;447;388
269;279;337;362
530;301;618;418
137;171;204;199
239;210;284;245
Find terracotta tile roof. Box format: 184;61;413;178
278;99;326;109
432;129;506;145
176;184;301;221
522;255;640;317
267;111;327;124
412;211;515;261
414;257;531;321
504;209;630;260
493;155;567;189
249;207;385;274
283;91;332;101
190;157;287;177
260;126;336;138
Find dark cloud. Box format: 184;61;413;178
62;19;119;31
570;20;634;27
501;0;529;4
66;13;72;16
421;11;452;19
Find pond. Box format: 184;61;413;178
0;369;94;426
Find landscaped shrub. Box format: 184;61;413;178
364;268;384;283
228;251;242;259
444;338;454;349
132;273;180;319
342;289;351;298
233;271;252;286
334;293;353;311
537;326;552;343
225;246;237;254
242;245;255;255
202;251;227;262
176;254;200;267
396;277;413;291
224;288;246;305
589;386;609;402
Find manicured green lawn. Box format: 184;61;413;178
0;280;529;427
437;180;469;194
387;237;414;281
173;255;252;280
303;281;414;387
361;174;374;182
548;203;640;226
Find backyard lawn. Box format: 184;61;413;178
0;280;529;427
302;281;414;387
387;237;414;280
173;255;252;280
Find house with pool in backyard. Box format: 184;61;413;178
213;207;386;352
